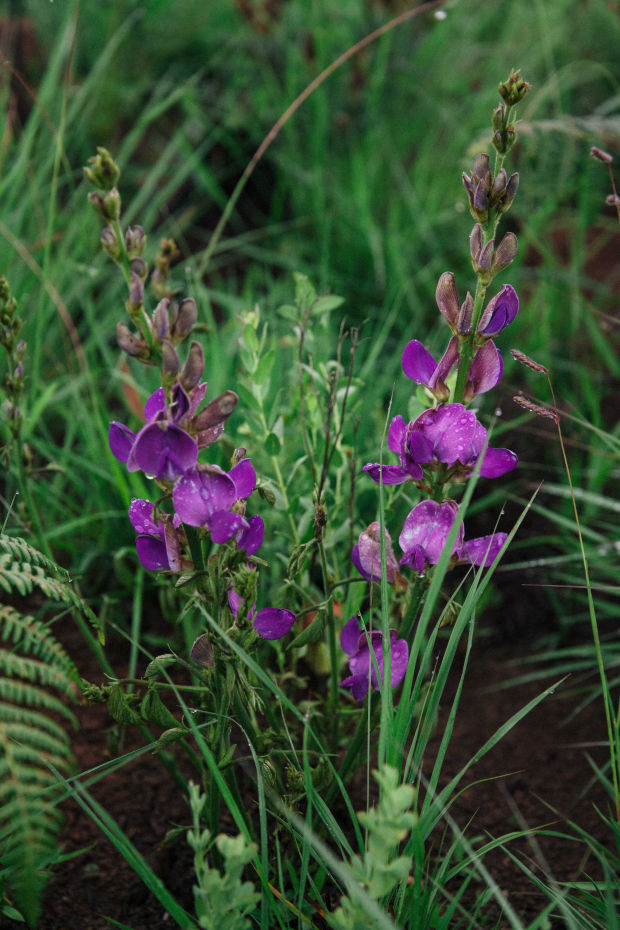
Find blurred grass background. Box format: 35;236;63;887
1;0;619;638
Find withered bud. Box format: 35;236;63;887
590;146;613;164
152;299;171;341
117;322;148;358
194;390;239;430
180;340;205;390
171;298;197;342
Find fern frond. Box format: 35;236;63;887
0;533;102;641
0;536;86;928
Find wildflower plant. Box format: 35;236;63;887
77;70;557;930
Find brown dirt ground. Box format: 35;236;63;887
6;607;613;930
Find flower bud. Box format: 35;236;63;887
124;225;146;258
152;299;170;342
457;291;474;335
491;232;518;273
171;297;197;342
88;189;121;221
180;340;205;390
100;224;120;259
83;147;120;191
127;272;144;312
127;264;146;289
160;339;180;380
497;172;519;214
435;272;459;331
116;322;149;358
498;70;531;106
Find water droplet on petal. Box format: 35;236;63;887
495;406;502;416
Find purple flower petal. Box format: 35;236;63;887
135;534;170;571
132;421;198;481
356;522;398;582
402;340;437;386
229;458;256;499
253;608;296;640
468;341;503;395
237;515;264;555
457;532;507;567
479;447;518;478
173;468;237;526
399;500;463;568
362;463;417;485
340;672;370;702
109;421;136;463
144;387;165;421
340;616;361;655
128;499;159;535
478;284;519;336
431;336;459;389
388;415;406;454
352;544;371;580
208;510;249;544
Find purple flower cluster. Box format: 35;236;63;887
109;382;264;565
363;403;517;487
403;273;518;403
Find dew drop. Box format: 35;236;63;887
495;406;502;417
500;508;505;516
434;9;447;18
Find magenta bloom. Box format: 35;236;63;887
172;458;256;541
402;337;503;399
228;588;296;641
352;522;399;582
340;616;409;702
364;404;517;487
128;498;183;572
398;499;507;573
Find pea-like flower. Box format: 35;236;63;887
340;616;409;702
228;588;296;641
402;337;503;401
173;458;257;542
128;498;184;572
399;499;507;573
364;403;517;486
351;522;399;582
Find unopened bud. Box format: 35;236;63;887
88;189;121;221
124;225;146;258
127;272;144;311
152;299;171;342
171;298;197;342
180;340;205;390
492;232;518;273
498;70;531;106
116;321;148;358
129;256;148;280
83;147;121;191
232;447;247;466
497;172;519;213
160;339;180;380
100;224;120;259
457;292;474;335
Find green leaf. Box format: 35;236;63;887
312;295;345;316
254;348;275;386
288;611;325;649
264;432;280;455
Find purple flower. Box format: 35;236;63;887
352;522;399;582
408;403;517;478
477;285;519;337
402;337;503;400
340;616;409;702
172;459;256;542
364;404;517;487
228;588;296;641
398;499;507;573
128;498;183;572
435;272;519;340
